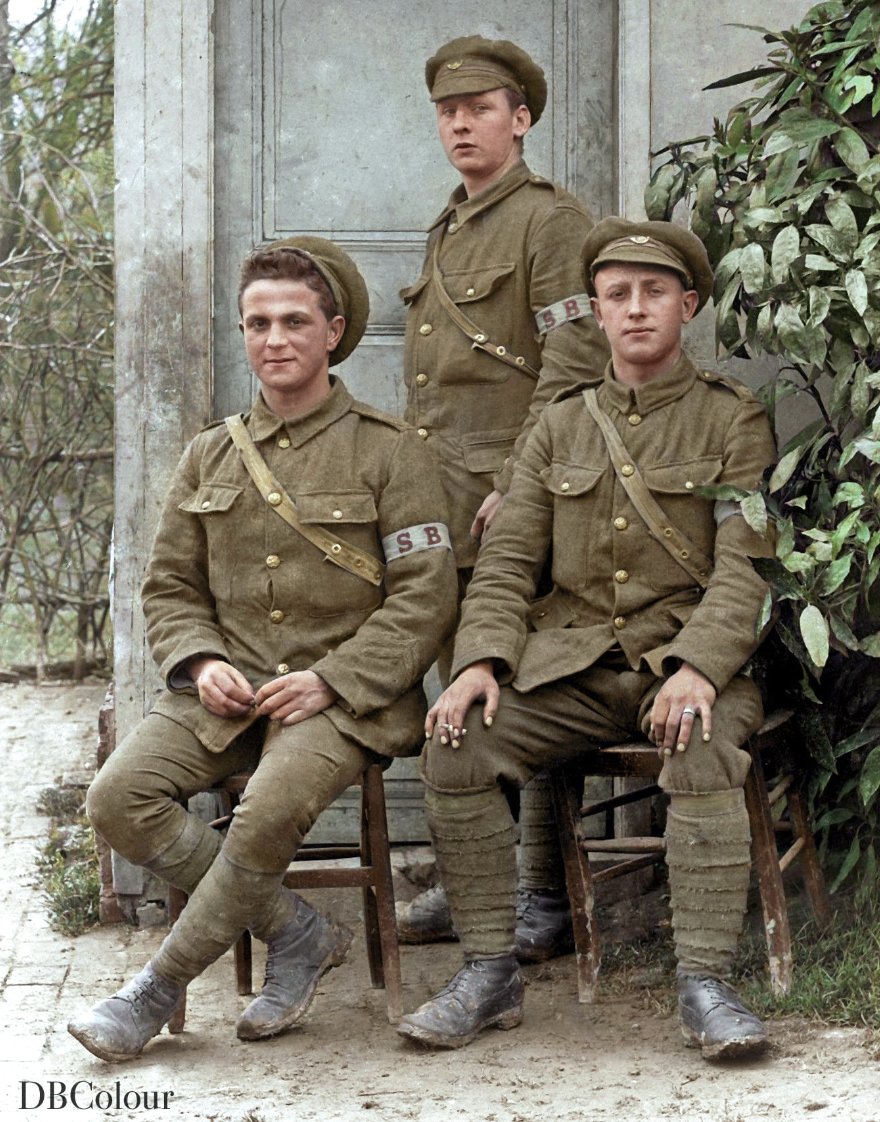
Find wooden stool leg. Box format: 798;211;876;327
363;764;403;1023
551;769;600;1003
361;771;384;990
744;744;793;995
235;930;253;995
786;785;832;928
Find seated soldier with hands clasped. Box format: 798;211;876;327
67;238;458;1061
398;218;777;1061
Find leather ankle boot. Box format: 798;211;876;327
236;894;352;1041
395;884;456;944
678;975;768;1059
67;964;182;1062
397;955;524;1048
514;886;574;962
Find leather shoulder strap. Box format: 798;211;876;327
581;389;713;588
430;235;539;380
224;415;384;587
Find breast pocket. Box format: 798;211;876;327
437;262;518;386
294;488;384;616
178;482;244;600
541;461;605;589
460;425;521;477
642;456;721;592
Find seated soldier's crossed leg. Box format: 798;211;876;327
398;657;768;1060
71;713;369;1061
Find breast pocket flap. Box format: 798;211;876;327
296;489;378;525
178;483;243;514
542;462;605;497
643;457;722;495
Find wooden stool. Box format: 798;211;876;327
166;760;402;1032
550;711;831;1003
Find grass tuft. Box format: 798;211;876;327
34;784;99;937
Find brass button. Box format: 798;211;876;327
332;509;343;520
560;481;571;492
201;500;210;510
266;554;281;569
416;373;429;386
267;492;282;506
614;615;627;629
474;333;487;343
614;516;628;531
276;663;289;675
515;356;526;366
614;569;629;584
628;413;642;426
269;609;284;624
621;464;634;477
419;323;433;336
448;221;459;233
417;427;429;440
466;286;475;296
496;345;506;355
278;435;291;449
685;480;695;490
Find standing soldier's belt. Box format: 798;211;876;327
431;237;539;379
225;415;385;586
582;389;714;588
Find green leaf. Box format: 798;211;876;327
783;551;815;574
774;303;809;362
703;66;781;90
806;224;853;261
800;605;829;669
853;438;880;463
819;553;852;595
770;225;801;284
845;268;869;316
843;74;874;106
830;833;862;894
769;444;804;492
829;612;860;651
814;808;854;830
805;253;839;271
644;163;678;221
859;745;880;807
739;243;766;294
714;247;743;291
765;146;802;203
835;128;871;174
860;633;880;657
807;285;832;327
740;491;767;535
833;481;865;507
825;197;860;244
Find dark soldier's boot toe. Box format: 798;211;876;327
395;883;457;944
67;964;183;1062
678;975;768;1060
397;955;524;1049
514;887;574;963
236;894;353;1041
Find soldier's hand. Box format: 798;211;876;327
255;669;337;726
470;489;505;542
425;660;499;747
649;662;716;758
187;657;255;718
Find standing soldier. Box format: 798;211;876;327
397;35;610;957
67;238;458;1061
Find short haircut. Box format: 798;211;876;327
593;261;688;292
501;86;527;112
238;247;339;321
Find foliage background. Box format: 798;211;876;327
0;0;114;678
646;0;880;887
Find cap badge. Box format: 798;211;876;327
630;235;650;244
446;60;463;70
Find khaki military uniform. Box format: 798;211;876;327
90;378;458;889
422;354;777;972
403;159;609;568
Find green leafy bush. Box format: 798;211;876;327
645;1;880;888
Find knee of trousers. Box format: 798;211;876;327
659;675;763;795
420;725;499;795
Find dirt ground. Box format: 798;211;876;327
1;681;878;1122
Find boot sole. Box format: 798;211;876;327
236;923;353;1041
681;1023;769;1060
397;1005;523;1049
67;1015;174;1064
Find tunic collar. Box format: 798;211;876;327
599;352;699;417
246;377;354;448
428;160;533;234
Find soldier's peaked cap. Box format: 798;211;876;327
265;236;369;366
582;217;714;311
426;36;547;125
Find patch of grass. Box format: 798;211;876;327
737;886;880;1029
34;784;99;937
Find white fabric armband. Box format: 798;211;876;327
714;499;741;526
535;293;592;335
382;522;452;562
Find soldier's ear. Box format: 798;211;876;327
590;295;604;330
512;104;531;139
326;315;345;352
681;290;699;323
